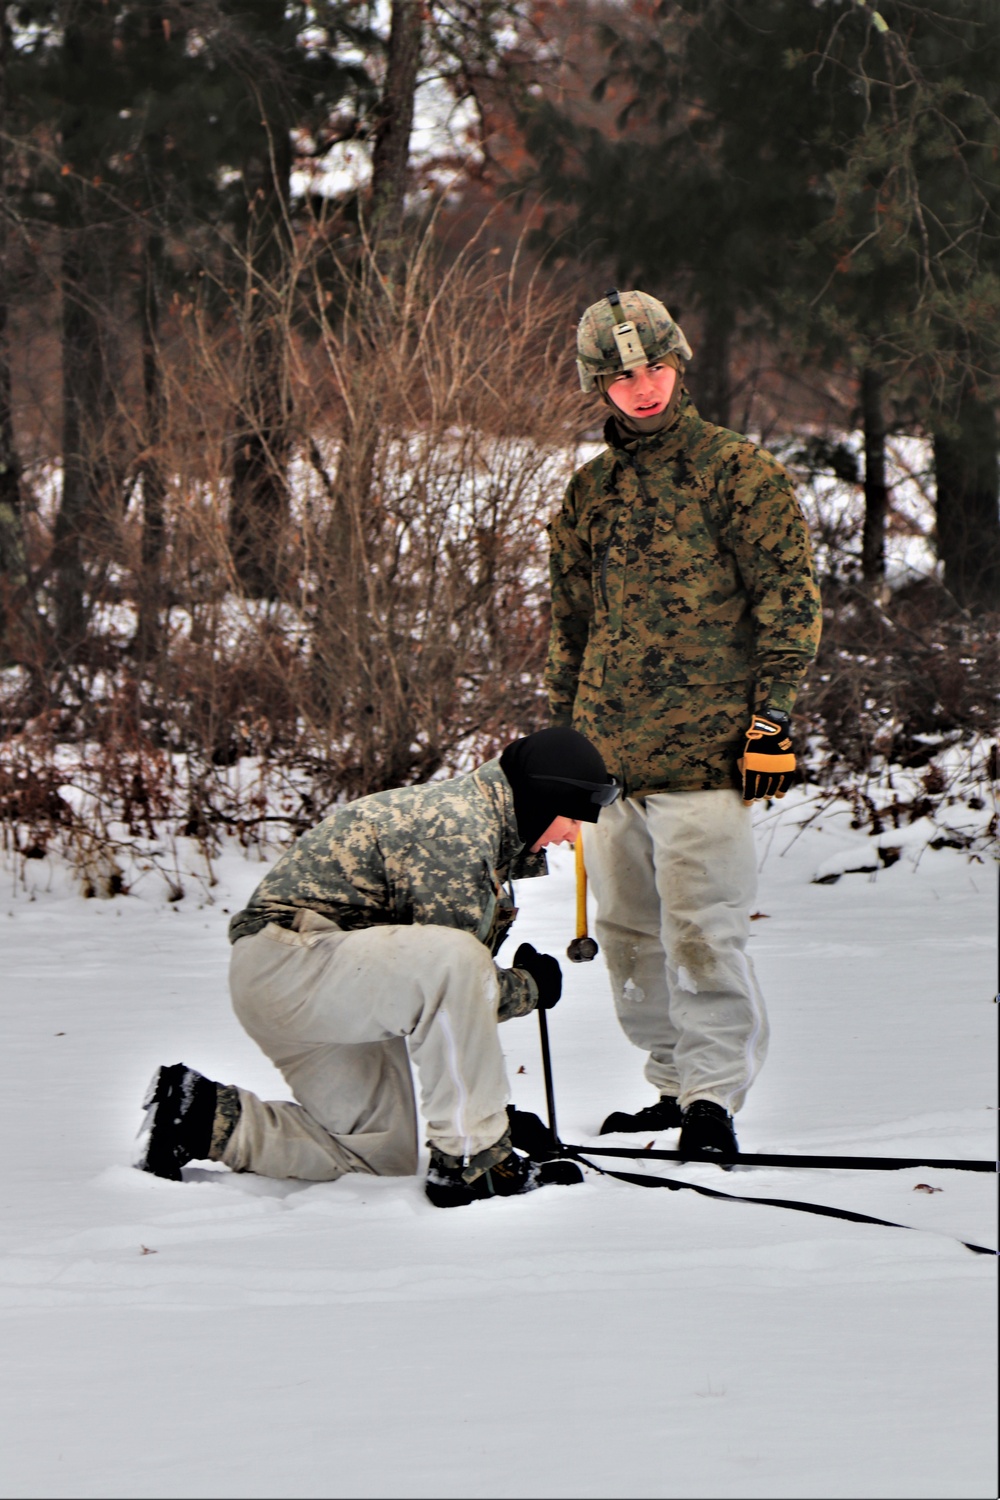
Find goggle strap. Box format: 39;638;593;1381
529;773;620;807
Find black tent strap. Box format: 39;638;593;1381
565;1143;997;1174
570;1152;998;1258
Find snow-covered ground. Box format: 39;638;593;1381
2;789;996;1500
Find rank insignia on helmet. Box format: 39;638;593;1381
576;288;693;392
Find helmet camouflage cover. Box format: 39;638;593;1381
576;288;693;392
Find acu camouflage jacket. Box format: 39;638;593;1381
546;391;822;797
228;760;547;1020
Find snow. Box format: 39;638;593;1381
1;790;996;1499
777;431;939;588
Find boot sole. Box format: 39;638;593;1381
599;1110;683;1135
425;1162;542;1208
425;1157;583;1206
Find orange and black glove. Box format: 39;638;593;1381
739;710;796;804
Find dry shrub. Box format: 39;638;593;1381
797;580;1000;775
292;236;582;795
791;578;999;854
0;731;71;860
778;434;999;851
0;708;173;895
11;215;993;893
151;219;586;799
1;223;587;890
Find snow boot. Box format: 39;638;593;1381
599;1095;683;1135
678;1100;738;1163
134;1063;220;1180
425;1147;583;1208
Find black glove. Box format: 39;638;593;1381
512;942;563;1010
738;710;796;803
506;1105;558;1158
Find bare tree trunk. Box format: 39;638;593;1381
370;0;424;270
311;6;425;720
52;230;97;655
933;386;1000;610
0;6;31;669
135;231;166;662
0;286;25;600
52;224;122;655
49;0;130;662
228;124;293;599
861;363;888;586
308;5;425;744
688;306;731;428
229;320;292;597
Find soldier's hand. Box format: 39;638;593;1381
511;943;563;1010
738;711;796;803
506;1104;559;1157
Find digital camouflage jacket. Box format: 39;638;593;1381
546;391;821;796
228;760;547;1020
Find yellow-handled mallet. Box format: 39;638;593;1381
566;835;599;962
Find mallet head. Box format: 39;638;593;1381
566;935;599;963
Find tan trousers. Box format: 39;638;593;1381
223;919;511;1180
584;788;768;1114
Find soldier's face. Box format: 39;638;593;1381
606;361;677;418
532;816;583;853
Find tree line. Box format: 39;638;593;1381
0;1;997;873
507;0;1000;608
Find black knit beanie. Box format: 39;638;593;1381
499;728;616;849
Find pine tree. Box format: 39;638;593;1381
6;0;378;640
796;0;1000;607
0;5;32;668
515;0;1000;606
218;1;375;597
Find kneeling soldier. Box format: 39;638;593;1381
135;728;618;1207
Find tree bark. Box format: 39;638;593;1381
135;231;166;662
688;306;731;428
228;111;293;599
51;230;95;655
309;5;425;718
369;0;424;270
0;5;30;668
50;0;129;659
933;387;1000;610
861;363;888;585
51;222;123;654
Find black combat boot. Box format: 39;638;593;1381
134;1063;222;1180
599;1095;683;1135
678;1100;738;1163
425;1147;583;1208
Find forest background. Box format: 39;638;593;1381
1;0;998;897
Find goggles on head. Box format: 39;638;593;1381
530;774;621;808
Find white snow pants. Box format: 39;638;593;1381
223;919;511;1179
584;788;768;1114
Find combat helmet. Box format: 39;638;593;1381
576;288;692;392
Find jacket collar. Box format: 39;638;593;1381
472;759;548;881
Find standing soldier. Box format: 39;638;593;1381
135;728;618;1207
547;289;821;1160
